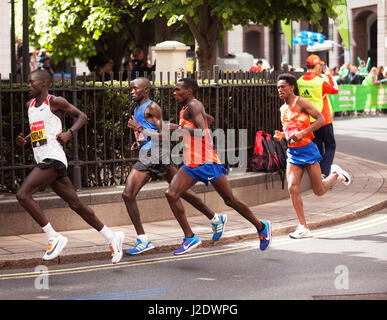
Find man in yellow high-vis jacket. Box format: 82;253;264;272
297;55;339;178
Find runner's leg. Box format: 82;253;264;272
210;175;264;231
165;168;198;238
166;165;214;220
317;124;336;177
16;166;58;227
122;169;151;235
306;162;338;196
287;162;307;227
50;177;104;231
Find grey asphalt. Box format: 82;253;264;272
0;116;386;270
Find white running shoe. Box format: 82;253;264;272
109;231;124;264
331;164;351;186
289;225;311;239
43;234;68;261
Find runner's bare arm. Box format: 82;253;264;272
16;100;34;145
50;96;88;144
127;102;165;140
291;97;325;141
273;130;285;141
178;100;207;137
205;113;214;126
16;133;30;146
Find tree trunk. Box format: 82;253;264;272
195;39;217;77
154;15;171;43
134;7;154;65
185;0;222;76
94;34;129;78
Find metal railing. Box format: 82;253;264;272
0;66;297;193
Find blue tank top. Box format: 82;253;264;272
133;100;158;150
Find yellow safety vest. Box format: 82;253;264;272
297;75;324;123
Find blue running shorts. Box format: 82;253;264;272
287;142;322;166
182;163;227;186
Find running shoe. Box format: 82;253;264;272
109;231;124;264
211;214;228;241
174;234;202;255
42;234;68;261
125;238;154;255
289;224;312;239
331;164;351;186
258;220;272;251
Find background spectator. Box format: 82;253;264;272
280;61;289;72
29;48;39;71
377;66;385;81
346;65;361;84
250;60;263;72
362;67;381;86
131;48;155;80
122;60;132;81
39;55;54;76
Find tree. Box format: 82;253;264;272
140;0;337;73
29;0;177;75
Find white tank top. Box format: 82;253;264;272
28;95;68;167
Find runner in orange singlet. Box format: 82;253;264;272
165;78;272;255
274;74;351;239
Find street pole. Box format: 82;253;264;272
273;20;281;71
22;0;30;82
10;0;16;75
71;66;82;191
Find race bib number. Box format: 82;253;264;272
284;122;299;140
30;121;47;147
134;123;146;146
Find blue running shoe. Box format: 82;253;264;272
125;238;154;255
211;214;228;241
174;234;202;255
258;221;272;251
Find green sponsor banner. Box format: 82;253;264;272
329;85;387;112
281;20;292;50
332;0;350;50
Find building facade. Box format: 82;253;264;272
0;1;11;76
220;0;387;70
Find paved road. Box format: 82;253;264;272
334;115;387;164
1;116;386;308
1;210;386;301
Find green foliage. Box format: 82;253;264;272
138;0;337;71
140;0;336;30
25;0;134;62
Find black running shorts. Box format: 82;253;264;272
37;158;68;180
133;147;171;180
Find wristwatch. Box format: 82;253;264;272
137;126;144;133
69;128;75;136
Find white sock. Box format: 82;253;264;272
138;234;148;242
42;223;58;240
99;225;115;242
211;213;220;224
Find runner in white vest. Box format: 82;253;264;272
16;69;124;263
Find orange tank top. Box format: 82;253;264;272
179;104;220;168
280;96;314;148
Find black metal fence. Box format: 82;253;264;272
0;67;299;193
